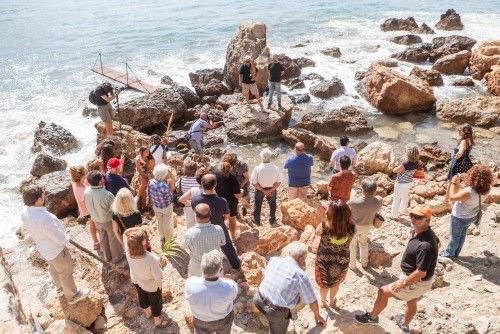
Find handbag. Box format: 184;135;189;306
473;194;482;226
414;164;426;179
373;213;385;229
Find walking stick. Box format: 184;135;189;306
68;239;122;272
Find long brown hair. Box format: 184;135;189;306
325;200;352;239
125;227;146;257
458;124;474;146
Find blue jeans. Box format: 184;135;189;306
188;139;203;155
442;215;476;258
253;189;277;225
268;81;281;106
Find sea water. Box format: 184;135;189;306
1;0;499;246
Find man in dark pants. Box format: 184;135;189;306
191;174;241;271
355;205;439;334
267;54;285;110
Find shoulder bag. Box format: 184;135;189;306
473;194;482;226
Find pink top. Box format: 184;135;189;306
72;182;89;217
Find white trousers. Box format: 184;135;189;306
391;182;412;218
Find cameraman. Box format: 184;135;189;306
94;83;121;138
187;113;215;155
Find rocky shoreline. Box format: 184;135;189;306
2;8;499;334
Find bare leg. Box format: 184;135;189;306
444;180;451;202
244;93;250;103
319;288;328;307
370;285;393;318
144;307;152;319
228;216;237;240
404;299;417;326
105;121;114;138
329;284;340;307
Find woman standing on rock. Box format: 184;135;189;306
179;166;209;226
442;165;493;258
111;188;143;247
390;144;420;220
136;147;153;209
315;200;355;308
124;227;166;328
446;124;474;200
176;161;199;229
215;161;242;240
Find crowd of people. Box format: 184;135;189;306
20;57;496;334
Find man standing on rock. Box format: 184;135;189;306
239;55;261;103
180;203;226;277
104;158;132;196
348;179;382;270
21;185;90;304
355;205;439;334
187;112;215;155
267;54;285;110
255;242;326;333
329;136;357;173
91;82;121;138
284;142;314;201
250;148;282;225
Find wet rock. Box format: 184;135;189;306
451;77;475;87
409;67;444;86
360;64;436;114
390;34;422;45
32;121;79;155
45;319;92;334
173;85;202;108
485;65;500;96
293;57;315;68
291;93;310;104
414;23;435;34
355;141;396;175
281;128;335;161
354;71;367;81
223;96;292;143
435;9;464;31
235;225;299;255
321;47;341;58
392;47;430;63
240;252;267;285
469;40;500;79
45;289;104;327
160;74;175;85
82;107;98;118
119;88;188;130
304;72;324;81
281;198;326;230
30;153;67;177
189;68;230;98
380;17;419;32
436;97;500;127
282;77;305;90
309;78;345;98
295;105;372;134
375;59;399;68
20;171;76;218
430;35;476;62
224;22;270;92
96;121;149;159
432;50;471;75
277;54;301;79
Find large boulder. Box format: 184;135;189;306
485;65;500;96
30;154;67;177
45;289;104;327
216;93;242;111
435;9;464;31
280;198;325;230
392;47;430;63
295;105;372;134
412;180;446;199
281;128;335;161
32;121;79;155
240;252;267;285
234;225;299;255
436;97;500;128
45;320;92;334
432;50;471;75
188;68;231;98
293;57;315;68
414;23;435;34
282;77;305;90
430;35;476;62
223;22;270;92
95;121;149;159
355;141;396;175
309;78;345;98
380;17;418;32
360;64;436;114
451;77;475;87
390;34;422;45
469;40;500;79
277;54;301;79
419;144;452;169
173;85;202;108
409;67;443;86
118;88;188;130
223;96;292;143
20;171;76;218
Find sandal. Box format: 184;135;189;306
93;242;100;251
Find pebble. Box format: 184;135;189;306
94;315;107;330
472;226;481;236
473;274;483;281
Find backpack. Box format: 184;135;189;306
88;90;98;105
89;83;113;105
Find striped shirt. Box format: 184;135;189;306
396;161;418;184
179;176;199;195
259;256;317;309
180;223;226;264
148;179;173;209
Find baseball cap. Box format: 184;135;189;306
410;205;432;219
107;158;122;169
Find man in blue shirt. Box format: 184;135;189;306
104;158;132;196
284;142;314;200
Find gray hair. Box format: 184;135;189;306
282;241;308;259
260;148;273;163
152;164;169;182
201;249;224;279
362;178;377;196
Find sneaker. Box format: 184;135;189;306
395;314;411;333
68;288;90;305
355;312;378;325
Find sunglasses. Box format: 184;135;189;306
410;213;425;220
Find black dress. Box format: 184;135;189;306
113;210;143;235
215;171;241;217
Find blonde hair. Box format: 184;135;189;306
405;144;420;163
112;188;137;216
69;165;86;183
125;227;145;257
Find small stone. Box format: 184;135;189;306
93;315;107;330
473;274;483;281
472;226;481;236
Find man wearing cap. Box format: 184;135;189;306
355;205;439;334
105;158;133;196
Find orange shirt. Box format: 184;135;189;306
329;170;356;202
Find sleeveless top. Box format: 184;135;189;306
452;187;481;219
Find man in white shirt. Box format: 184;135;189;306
329;136;357;173
250;147;283;225
185;250;238;334
188;113;215;155
180;203;226;277
21;185;90;304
